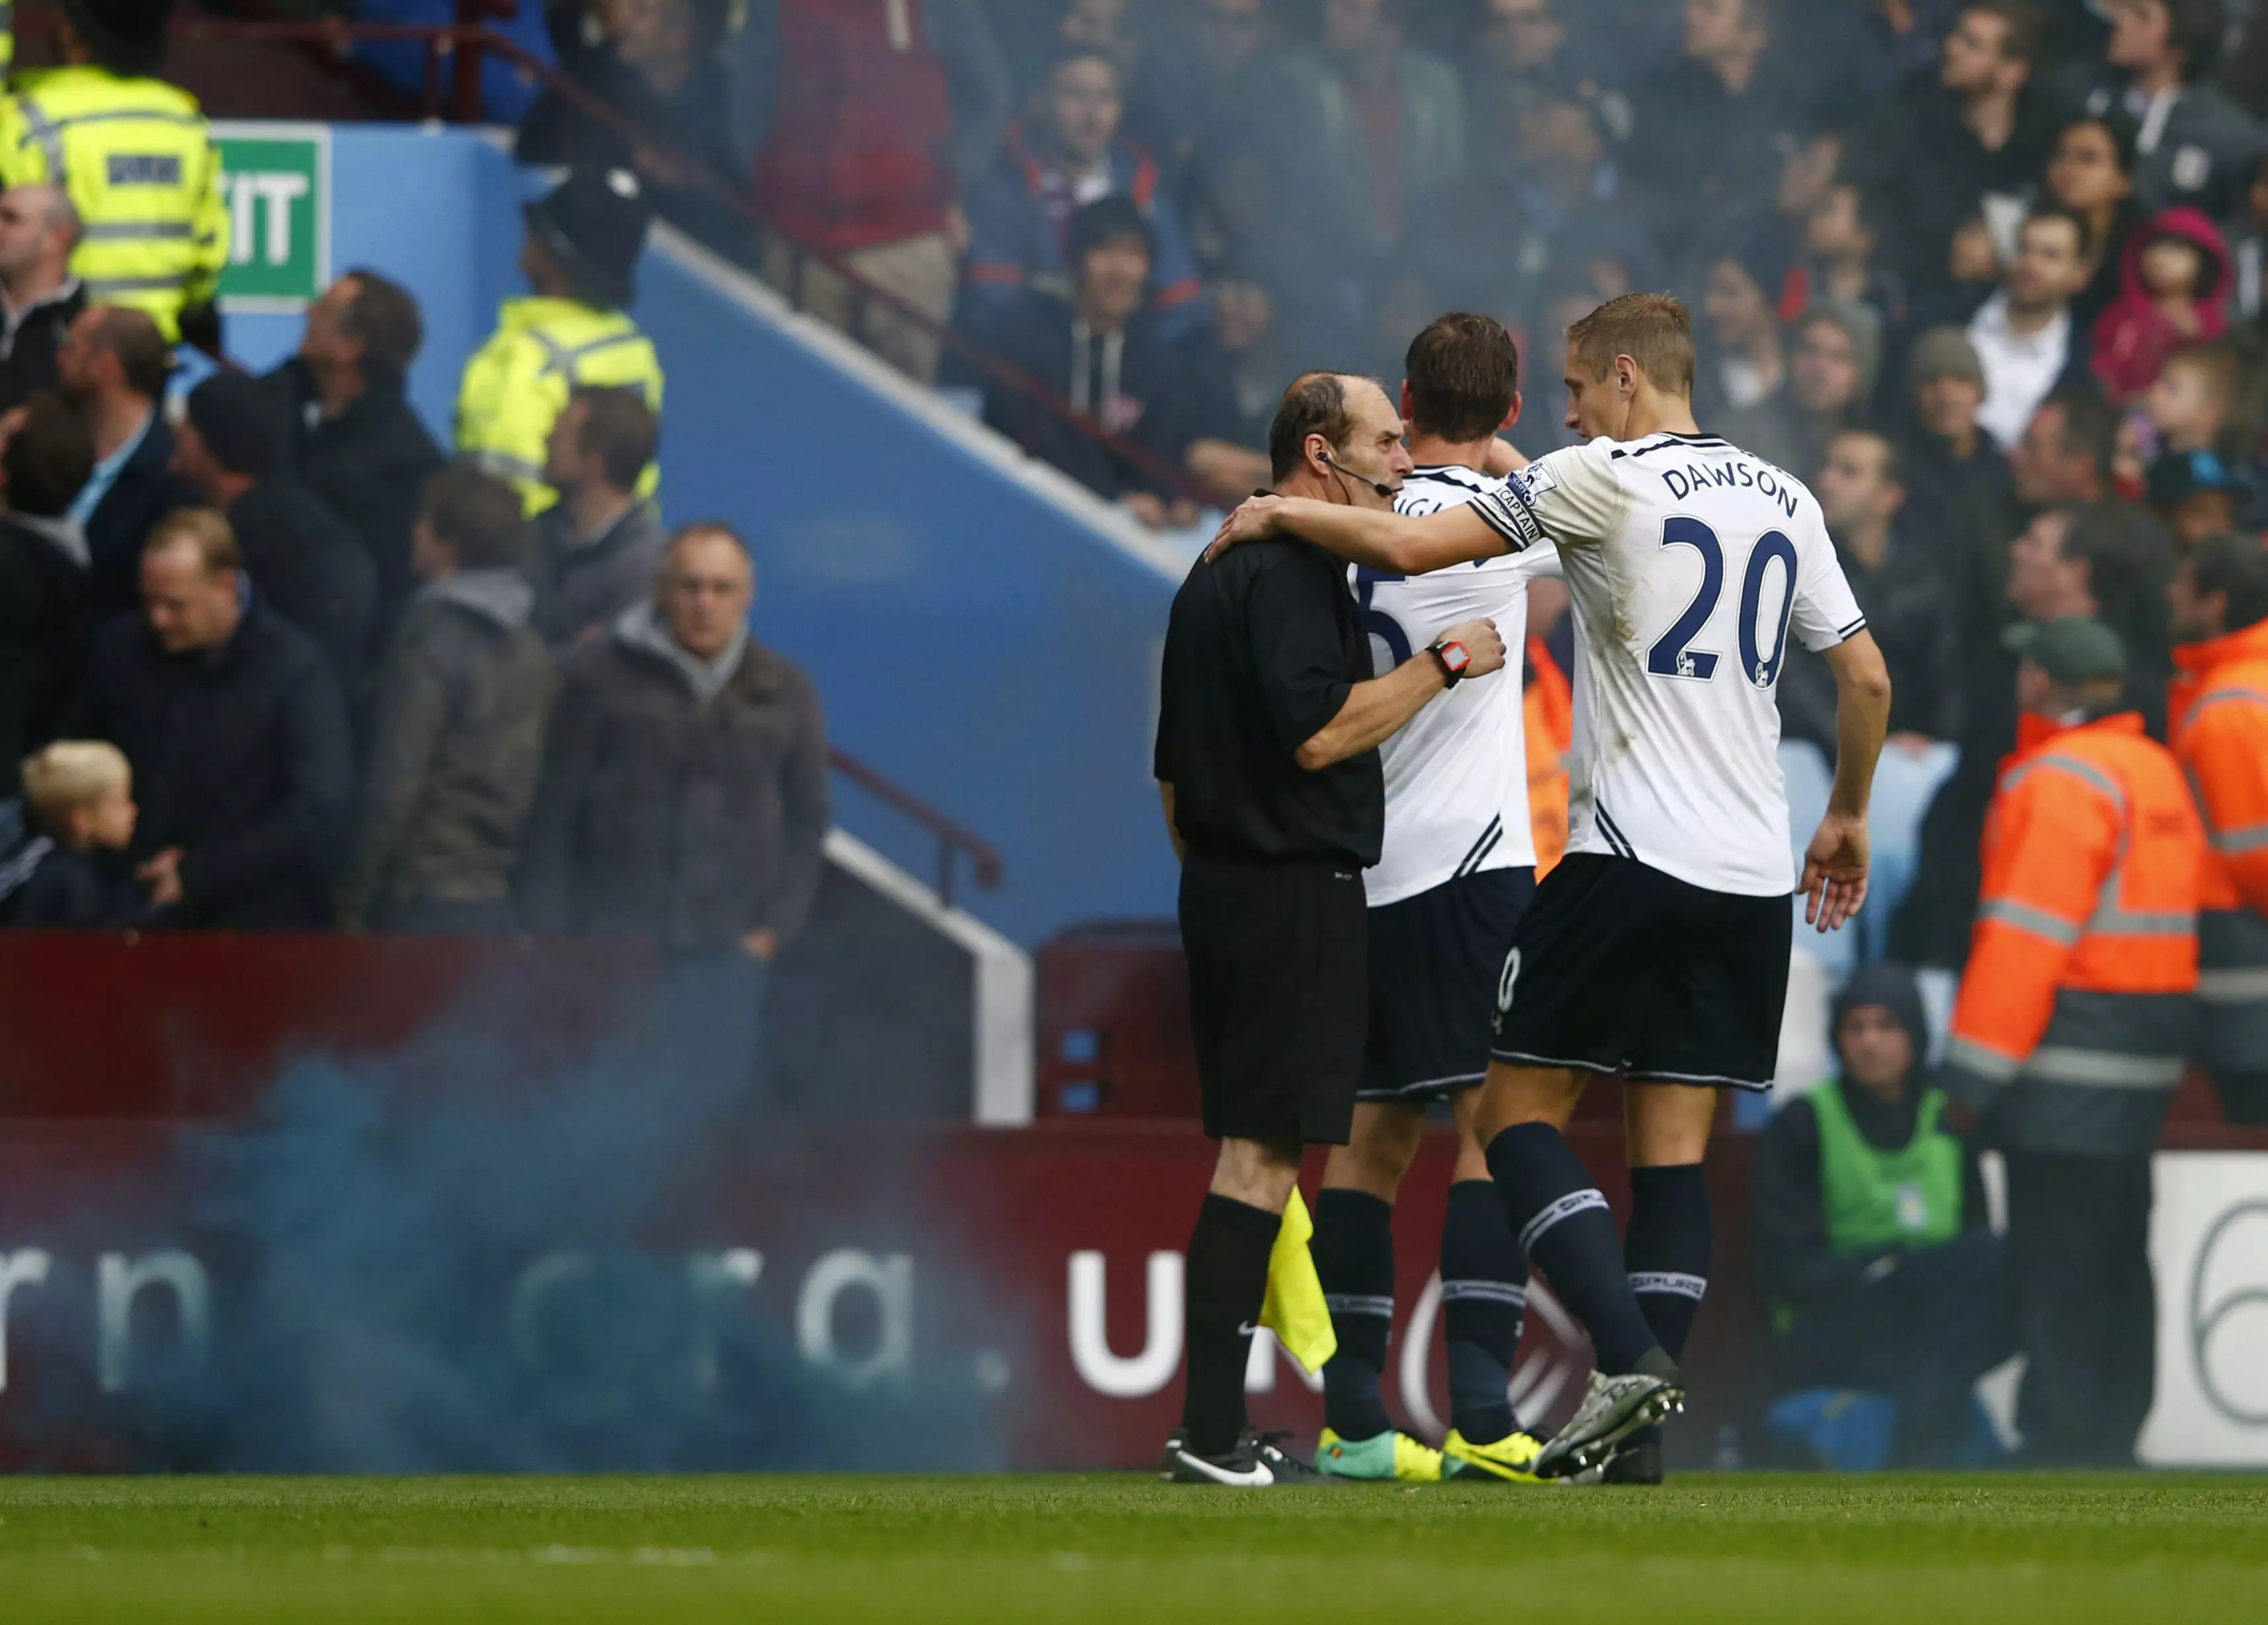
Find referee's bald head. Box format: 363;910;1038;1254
1269;371;1383;483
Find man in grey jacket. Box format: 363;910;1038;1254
516;521;828;968
337;464;556;933
528;385;665;650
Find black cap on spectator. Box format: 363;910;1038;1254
60;0;173;77
525;168;653;311
185;371;288;479
2148;447;2244;509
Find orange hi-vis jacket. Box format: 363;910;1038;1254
2170;616;2268;1077
1525;636;1572;878
1944;710;2206;1156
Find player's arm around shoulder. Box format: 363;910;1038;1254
1208;492;1506;576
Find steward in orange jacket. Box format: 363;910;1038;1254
1945;620;2205;1151
2169;535;2268;1125
1942;615;2205;1466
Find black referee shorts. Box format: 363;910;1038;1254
1359;866;1535;1102
1490;853;1791;1091
1179;851;1368;1146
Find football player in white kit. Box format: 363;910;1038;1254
1209;294;1892;1482
1308;313;1558;1486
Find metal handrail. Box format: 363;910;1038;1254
829;748;1003;907
169;6;1216;505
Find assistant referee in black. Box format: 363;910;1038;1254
1154;370;1507;1486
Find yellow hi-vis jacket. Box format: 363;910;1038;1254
0;65;229;339
456;295;663;513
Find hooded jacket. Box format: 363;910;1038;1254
336;569;558;927
1753;964;1991;1309
515;603;829;950
2089;206;2234;403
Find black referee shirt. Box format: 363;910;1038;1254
1153;534;1382;866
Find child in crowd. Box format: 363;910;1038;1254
0;741;147;929
2091;207;2234;403
2115;343;2258;529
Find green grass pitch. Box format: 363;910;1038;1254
3;1474;2265;1622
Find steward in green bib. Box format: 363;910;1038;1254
0;0;229;349
1753;964;2013;1465
458;166;662;515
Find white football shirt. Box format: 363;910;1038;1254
1468;432;1865;897
1360;464;1561;907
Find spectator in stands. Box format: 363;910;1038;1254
1722;300;1879;480
460;167;661;512
982;195;1261;522
2147;446;2246;543
269;271;444;628
2058;0;2262;223
518;521;829;968
2045;113;2145;334
737;0;1011;384
1288;0;1466;259
67;509;351;929
0;185;85;414
519;0;743;256
2010;383;2119;507
1200;0;1467;368
174;372;377;717
1781;431;1960;757
1627;0;1802;250
338;466;556;935
1895;391;2128;970
2227;152;2268;321
1898;326;2015;575
1464;0;1624;180
55;306;194;615
2142;339;2243;466
1788;181;1906;341
0;739;147;929
1478;92;1658;325
1966;207;2091;450
529;385;666;649
1697;250;1785;423
1116;0;1279;197
1754;965;2009;1467
1863;1;2049;302
2089;206;2234;402
2015;501;2180;698
960;45;1205;343
0;391;96;798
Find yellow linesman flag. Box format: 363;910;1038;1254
1258;1187;1336;1374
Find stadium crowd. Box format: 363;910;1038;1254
0;0;2264;1473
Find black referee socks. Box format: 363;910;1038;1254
1441;1178;1529;1444
1313;1188;1397;1441
1624;1163;1710;1359
1486;1122;1659;1376
1181;1192;1282;1457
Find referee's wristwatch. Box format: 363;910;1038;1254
1429;637;1471;687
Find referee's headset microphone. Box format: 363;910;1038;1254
1317;450;1397;499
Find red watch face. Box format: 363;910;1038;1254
1439;640;1470;674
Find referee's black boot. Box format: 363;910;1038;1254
1161;1427;1337;1487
